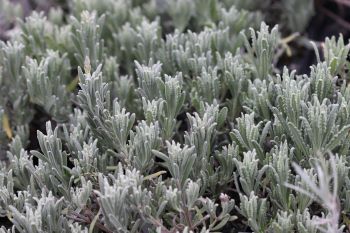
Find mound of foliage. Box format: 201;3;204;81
0;0;349;232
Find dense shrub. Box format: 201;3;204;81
0;0;349;232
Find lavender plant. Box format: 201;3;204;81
0;0;349;232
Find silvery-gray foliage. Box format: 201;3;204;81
0;0;349;232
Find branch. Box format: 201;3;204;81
319;5;350;30
67;211;113;233
334;0;350;7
